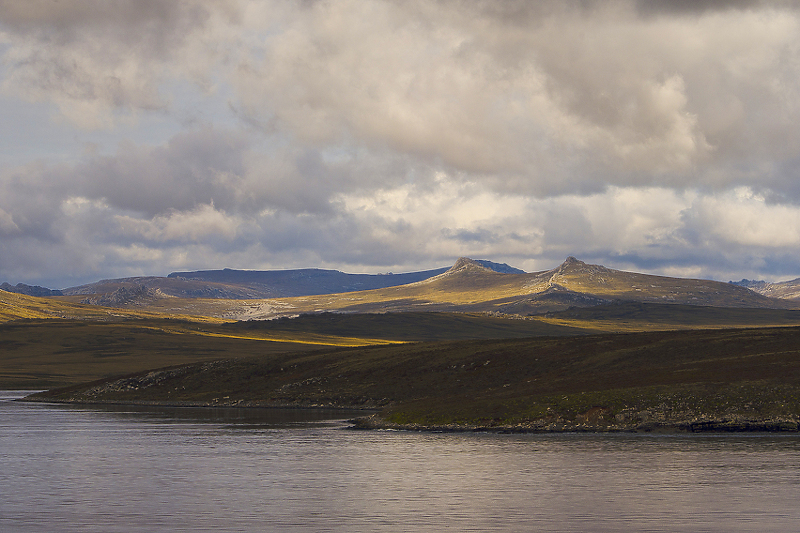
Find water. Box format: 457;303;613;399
2;390;799;532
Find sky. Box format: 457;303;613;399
2;0;800;289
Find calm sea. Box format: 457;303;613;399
2;390;799;532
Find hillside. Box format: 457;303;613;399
0;310;594;389
9;257;799;323
61;276;272;300
26;326;800;432
0;288;226;323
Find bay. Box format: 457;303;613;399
1;390;799;532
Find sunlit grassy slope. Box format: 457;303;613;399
0;289;227;323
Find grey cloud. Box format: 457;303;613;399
75;128;250;216
0;165;73;243
441;228;498;243
226;0;800;200
0;0;217;54
0;1;236;126
635;0;782;17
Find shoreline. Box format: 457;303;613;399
18;394;381;411
19;395;800;433
350;413;800;433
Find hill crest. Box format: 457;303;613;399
10;256;799;320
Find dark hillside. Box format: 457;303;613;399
28;326;800;432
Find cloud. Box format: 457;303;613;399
75;127;250;216
114;203;240;243
0;0;236;127
3;1;800;287
635;0;791;17
4;1;800;195
5;154;800;287
0;205;18;234
226;1;800;199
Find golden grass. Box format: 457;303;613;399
0;289;229;324
152;323;403;347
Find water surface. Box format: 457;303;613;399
2;391;799;532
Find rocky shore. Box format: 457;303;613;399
351;413;800;433
22;392;800;433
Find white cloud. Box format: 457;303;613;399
115;203;240;243
683;188;800;248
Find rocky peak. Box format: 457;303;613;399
551;256;586;276
448;257;497;274
81;285;167;307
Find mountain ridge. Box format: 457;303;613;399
208;256;798;319
8;256;800;320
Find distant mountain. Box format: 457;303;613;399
731;278;800;301
164;266;451;297
172;256;794;320
60;261;525;301
0;282;62;297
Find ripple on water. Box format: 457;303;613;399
1;393;799;532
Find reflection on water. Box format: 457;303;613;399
2;391;799;532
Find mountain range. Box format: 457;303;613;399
9;256;790;321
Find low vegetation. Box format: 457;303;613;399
26;326;800;432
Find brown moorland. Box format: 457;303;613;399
26;325;800;432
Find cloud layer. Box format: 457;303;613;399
2;0;800;287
